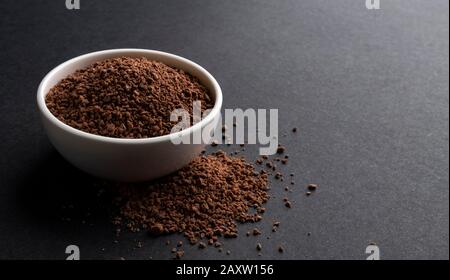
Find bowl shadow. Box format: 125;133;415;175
15;149;114;229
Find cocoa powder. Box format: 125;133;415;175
113;151;269;244
45;57;213;138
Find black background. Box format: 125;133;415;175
0;0;448;260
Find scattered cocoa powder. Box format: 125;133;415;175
95;132;307;258
113;151;268;244
45;57;213;138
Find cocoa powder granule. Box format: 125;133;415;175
307;184;319;191
113;151;269;244
256;243;262;251
45;57;213;138
175;251;184;259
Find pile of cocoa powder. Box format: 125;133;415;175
45;57;213;138
112;151;269;245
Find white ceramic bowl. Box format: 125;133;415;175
37;49;222;182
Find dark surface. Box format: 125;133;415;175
0;0;448;260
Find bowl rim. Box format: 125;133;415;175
37;48;223;145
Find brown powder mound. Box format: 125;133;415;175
45;57;213;138
113;151;269;243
